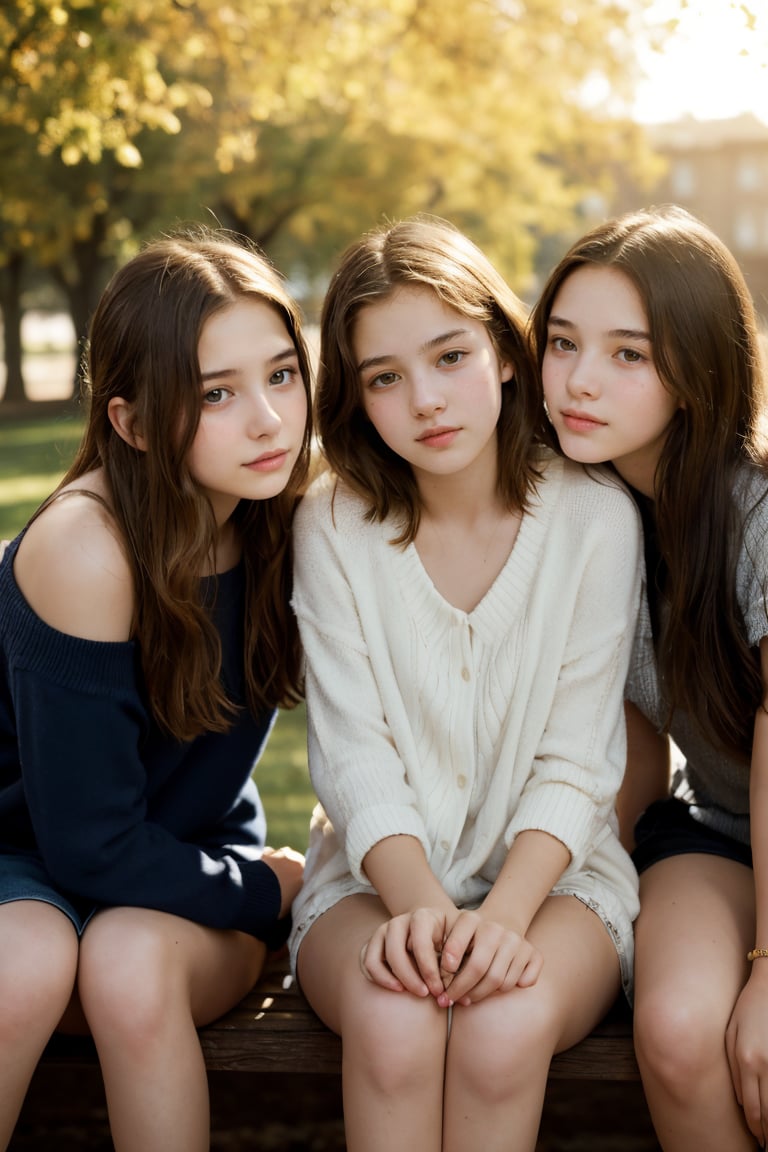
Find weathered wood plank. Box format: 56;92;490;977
41;957;638;1081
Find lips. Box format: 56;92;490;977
560;409;606;432
244;450;289;471
416;425;460;446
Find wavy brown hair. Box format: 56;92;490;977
316;216;545;543
530;205;768;762
58;228;312;740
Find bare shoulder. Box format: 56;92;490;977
14;476;134;641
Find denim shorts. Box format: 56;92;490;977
632;797;752;875
0;853;96;936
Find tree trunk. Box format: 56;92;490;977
50;215;113;399
0;251;27;405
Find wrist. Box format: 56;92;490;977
478;893;528;936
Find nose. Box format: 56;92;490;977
246;389;282;437
564;352;601;400
409;369;445;416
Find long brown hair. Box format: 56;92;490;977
530;205;768;761
60;228;312;740
317;216;545;543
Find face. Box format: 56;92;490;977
541;265;679;497
353;286;512;491
188;299;307;523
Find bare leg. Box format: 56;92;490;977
297;895;447;1152
77;906;266;1152
633;854;757;1151
0;901;79;1150
443;894;620;1152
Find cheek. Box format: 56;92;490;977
361;395;389;436
540;356;558;398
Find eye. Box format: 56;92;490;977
269;366;298;386
617;348;647;364
368;371;400;390
549;335;576;353
202;387;230;405
439;350;464;366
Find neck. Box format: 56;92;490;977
415;445;501;526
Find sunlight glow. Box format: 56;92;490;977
634;2;768;124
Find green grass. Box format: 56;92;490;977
0;415;85;538
0;412;314;852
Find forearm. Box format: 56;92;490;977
362;835;455;919
480;828;570;934
617;701;671;852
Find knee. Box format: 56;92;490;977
0;913;78;1043
634;988;724;1096
450;992;556;1102
77;910;185;1049
453;990;560;1100
343;991;446;1096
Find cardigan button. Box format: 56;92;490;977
461;667;470;681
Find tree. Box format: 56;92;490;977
1;0;682;399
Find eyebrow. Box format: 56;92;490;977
547;315;651;342
200;346;298;383
357;328;470;373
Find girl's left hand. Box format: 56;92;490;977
726;967;768;1146
361;906;454;1000
437;909;543;1007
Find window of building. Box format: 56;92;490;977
734;210;758;251
670;160;695;198
737;156;762;191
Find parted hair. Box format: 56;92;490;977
59;228;312;740
530;205;768;761
316;216;545;544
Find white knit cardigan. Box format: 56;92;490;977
288;452;642;985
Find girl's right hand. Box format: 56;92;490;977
361;906;455;1000
438;909;543;1006
726;963;768;1146
261;846;305;917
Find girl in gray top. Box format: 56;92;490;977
530;205;768;1152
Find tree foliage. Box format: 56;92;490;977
1;0;681;399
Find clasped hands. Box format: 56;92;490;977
359;906;543;1008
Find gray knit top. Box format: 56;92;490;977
626;467;768;846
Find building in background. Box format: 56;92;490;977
617;112;768;321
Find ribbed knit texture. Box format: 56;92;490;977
288;452;642;969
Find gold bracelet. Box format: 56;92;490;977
747;948;768;961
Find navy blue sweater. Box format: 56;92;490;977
0;533;289;946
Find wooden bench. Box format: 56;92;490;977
40;952;639;1082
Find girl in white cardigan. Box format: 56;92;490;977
289;216;642;1152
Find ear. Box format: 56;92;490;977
108;397;147;452
500;358;515;385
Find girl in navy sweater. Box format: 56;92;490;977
0;229;310;1150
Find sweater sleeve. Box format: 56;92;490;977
505;477;643;871
4;588;286;944
291;483;432;882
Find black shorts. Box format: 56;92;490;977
632;797;752;874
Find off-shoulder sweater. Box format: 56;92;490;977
0;532;288;945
